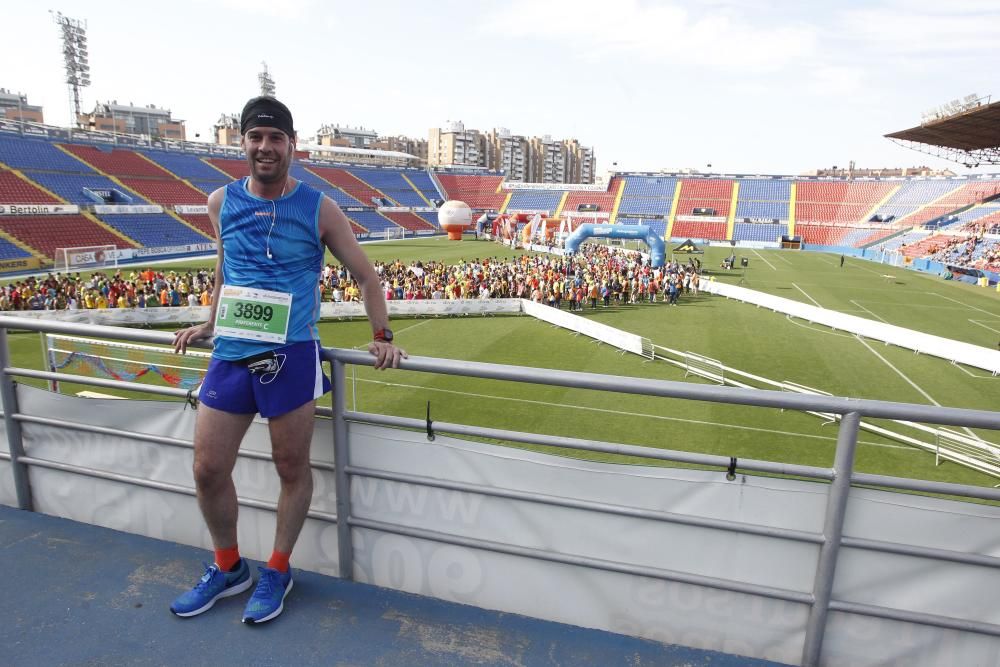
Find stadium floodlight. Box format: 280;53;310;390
259;61;276;97
50;11;91;125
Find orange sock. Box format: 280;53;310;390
214;545;241;572
267;550;291;573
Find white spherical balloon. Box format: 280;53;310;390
438;200;473;229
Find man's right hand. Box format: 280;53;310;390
173;322;213;355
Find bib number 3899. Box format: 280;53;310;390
232;302;274;321
214;285;292;344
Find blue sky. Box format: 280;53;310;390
3;1;998;177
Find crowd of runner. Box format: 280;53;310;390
0;245;702;311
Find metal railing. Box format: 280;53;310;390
1;315;1000;666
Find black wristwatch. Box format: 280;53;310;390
374;327;393;342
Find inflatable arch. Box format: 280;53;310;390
564;223;666;268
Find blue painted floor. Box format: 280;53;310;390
1;505;790;666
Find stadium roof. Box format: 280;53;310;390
885;99;1000;165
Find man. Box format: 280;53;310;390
170;96;405;624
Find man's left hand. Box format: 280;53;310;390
368;340;407;370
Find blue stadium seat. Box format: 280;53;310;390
95;214;211;247
506;190;564;214
140;150;230;182
26;172;150;205
0;237;32;260
0;134;95;172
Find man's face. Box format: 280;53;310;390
242;126;294;185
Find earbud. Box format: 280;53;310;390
267;249;273;259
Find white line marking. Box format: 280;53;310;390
851;300;888;323
854;335;981;439
933;294;1000;318
750;249;777;271
950;362;996;379
792;283;823;308
350;319;432;350
969;319;1000;335
352;377;912;451
854;334;940;406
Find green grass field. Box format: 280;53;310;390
6;236;1000;490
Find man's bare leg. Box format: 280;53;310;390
192;405;255;549
268;400;317;554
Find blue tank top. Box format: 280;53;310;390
213;177;325;360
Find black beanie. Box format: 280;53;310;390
240;96;295;138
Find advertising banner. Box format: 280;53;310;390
0;204;79;216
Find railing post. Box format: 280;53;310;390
802;410;861;666
331;357;354;579
0;328;33;510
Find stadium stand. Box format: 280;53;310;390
58;144;169;178
795;181;896;224
405;170;443;202
381;211;438;233
617;176;678;216
204;158;250;180
24;172;150;205
95;213;210;248
308;167;385;207
117;178;206;207
140;150;232;182
734;179;791;220
670;220;727;241
854;227;903;247
562;178;619;214
346;167;429;207
0;135;96;172
0;236;33;260
188;179;226;195
176;214;215;238
342;209;401;235
952;203;1000;232
0;215;134;259
0;170;61;203
733;221;787;243
869;180;958;223
676;179;735;218
900;233;954;258
417;212;440;227
435;174;505;210
506;190;564;214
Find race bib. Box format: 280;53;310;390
214;285;292;344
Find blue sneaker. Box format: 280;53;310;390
242;566;293;624
170;558;253;617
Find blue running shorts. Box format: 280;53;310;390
198;340;331;418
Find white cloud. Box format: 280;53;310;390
839;5;1000;55
481;0;817;69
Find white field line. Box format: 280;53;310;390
350;319;433;350
792;283;823;308
772;252;794;266
750;248;777;270
969;319;1000;335
814;256;837;267
951;362;997;379
854;334;979;439
352;377;912;452
851;300;889;323
932;293;1000;318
